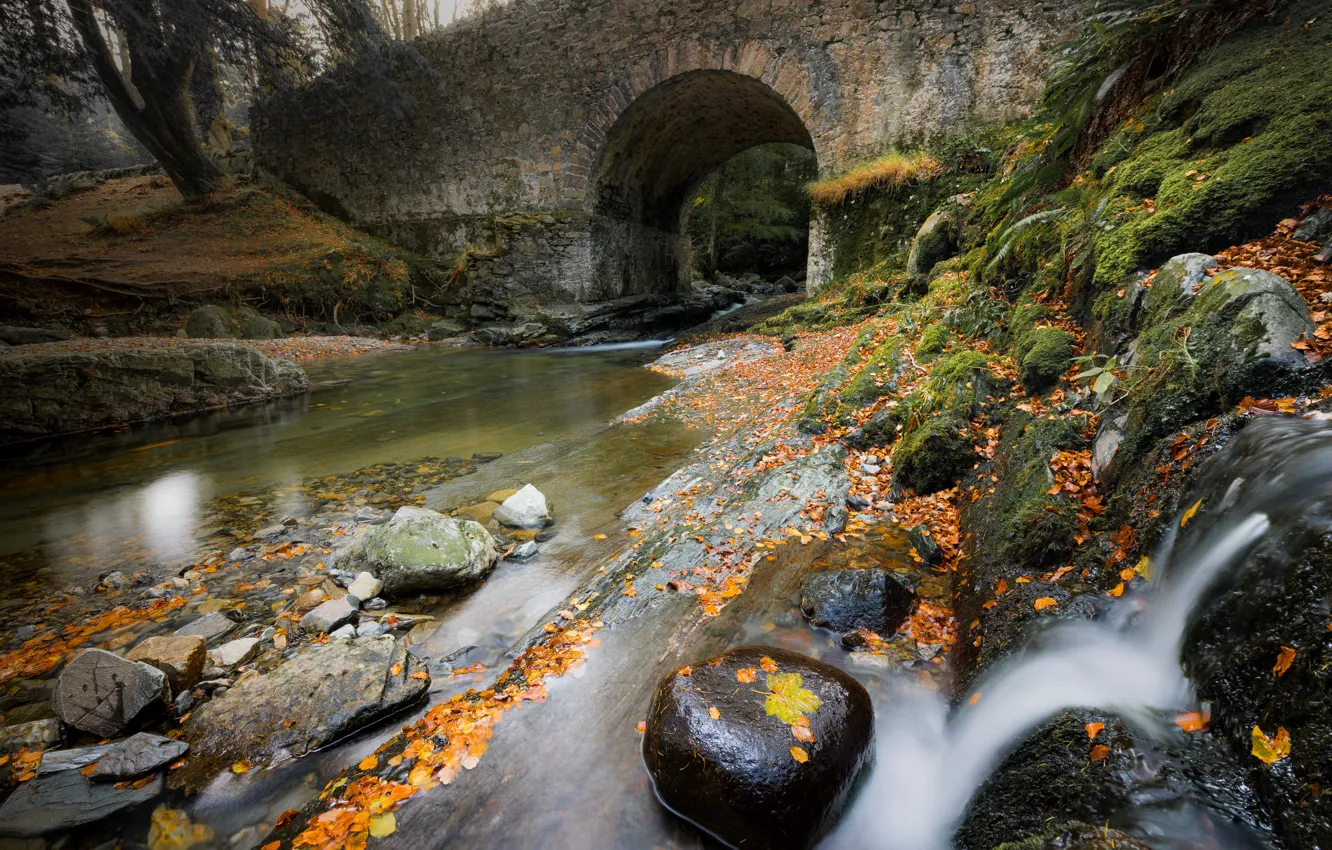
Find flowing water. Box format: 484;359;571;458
830;417;1332;850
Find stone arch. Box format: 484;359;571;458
576;48;833;299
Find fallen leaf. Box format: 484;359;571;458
736;667;757;683
369;811;397;838
1180;499;1203;528
1090;744;1111;761
764;672;823;725
708;706;721;720
1251;725;1292;764
1086;722;1105;741
969;692;982;706
792;724;815;742
1273;646;1297;677
759;656;779;673
678;666;693;677
390;663;402;676
789;746;809;764
1034;597;1058;611
358;754;378;771
636;720;646;734
231;760;252;774
593;534;608;540
411;671;429;680
1175;710;1210;733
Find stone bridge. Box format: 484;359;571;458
255;0;1075;309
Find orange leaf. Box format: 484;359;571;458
1251;725;1292;764
1090;744;1110;761
969;692;982;706
736;667;757;683
1034;597;1058;611
789;746;809;764
1174;709;1210;733
231;760;252;774
1107;582;1125;598
390;663;402;676
708;706;720;721
1273;646;1297;677
358;754;378;771
636;721;646;734
759;656;779;673
411;671;429;680
1086;721;1105;741
678;666;693;677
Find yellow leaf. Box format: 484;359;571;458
708;706;720;721
1273;646;1297;677
231;760;252;774
1251;725;1291;764
1180;499;1202;528
736;667;757;683
789;746;809;764
1134;555;1153;581
1034;597;1058;611
1107;582;1125;598
764;673;822;725
759;656;778;673
369;812;397;838
593;534;608;540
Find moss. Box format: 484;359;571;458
915;323;952;361
1017;327;1075;394
837;336;911;412
891;414;976;494
927;348;1001;421
1090;8;1332;292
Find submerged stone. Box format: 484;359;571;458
0;768;163;838
800;568;915;635
339;506;499;595
643;646;873;850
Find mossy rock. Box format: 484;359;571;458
1090;7;1332;292
1016;327;1074;395
990;822;1149;850
838;336;910;410
1119;267;1314;462
185;305;237;339
915;323;952;361
892;414;975;494
380;312;436;336
906;205;961;282
927;348;1003;422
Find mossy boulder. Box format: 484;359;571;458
892;415;975;494
185;305;237;339
928;348;1002;422
1016;327;1074;395
906;204;961;282
338;506;498;596
838;336;911;410
1119;267;1313;461
240;314;282;340
915;323;952;361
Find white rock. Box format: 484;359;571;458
329;624;358;641
208;638;260;669
347;572;383;603
492;484;551;529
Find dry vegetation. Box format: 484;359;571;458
807;151;944;207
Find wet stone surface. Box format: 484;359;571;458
643;646;874;850
800;568;915;635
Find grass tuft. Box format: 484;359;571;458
807;151;944;207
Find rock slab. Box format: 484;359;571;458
339;506;499;595
643;646;874;850
51;649;169;738
0;768;163;837
301;596;357;634
174;637;429;791
89;732;188;781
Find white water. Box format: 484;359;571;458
829;417;1332;850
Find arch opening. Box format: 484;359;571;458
589;69;816;300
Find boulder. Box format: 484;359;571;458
1141;253;1218;328
346;572;384;603
492;484;551;529
0;342;309;444
643;646;874;850
0;718;62;754
800;569;915;635
906;206;960;282
173;637;429;790
88;732;188;781
240;314;283;340
126;635;207;693
173;611;238;643
427;319;464;341
51;649;169;738
1294;207;1332;244
338;506;499;596
36;743;116;776
0;767;163;838
208;637;260;669
473;322;547;346
892;415;976;495
300;596;357;634
185;305;236;338
509;540;539;560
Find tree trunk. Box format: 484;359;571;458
403;0;418;40
706;170;725;281
65;0;225;198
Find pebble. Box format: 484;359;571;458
227;547;251;562
329;624;358;640
509;541;539;560
363;597;388;610
860;464;882;475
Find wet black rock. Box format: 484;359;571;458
993;822;1151;850
800;569;914;635
89;732;188;781
643;646;873;850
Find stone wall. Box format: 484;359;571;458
255;0;1078;304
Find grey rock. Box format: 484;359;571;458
1144;253;1218;324
1294;207;1332;244
427;319;464;341
329;624;358;640
492;484;551;529
92;325;111;338
363;597;388;611
357;621;387;638
906;525;944;567
906;205;960;280
52;649;169;737
1092;419;1126;483
208;638;260;669
173;691;195;714
0;718;62;755
301;597;358;634
173;612;237;643
801;568;916;634
36;743;116;775
227;547;251;562
175;637;430;790
0;342;309;444
347;572;384;602
185;305;236;339
99;570;127;589
240;313;283;340
0;767;163;837
509;540;539;560
338;506;499;596
89;732;188;781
